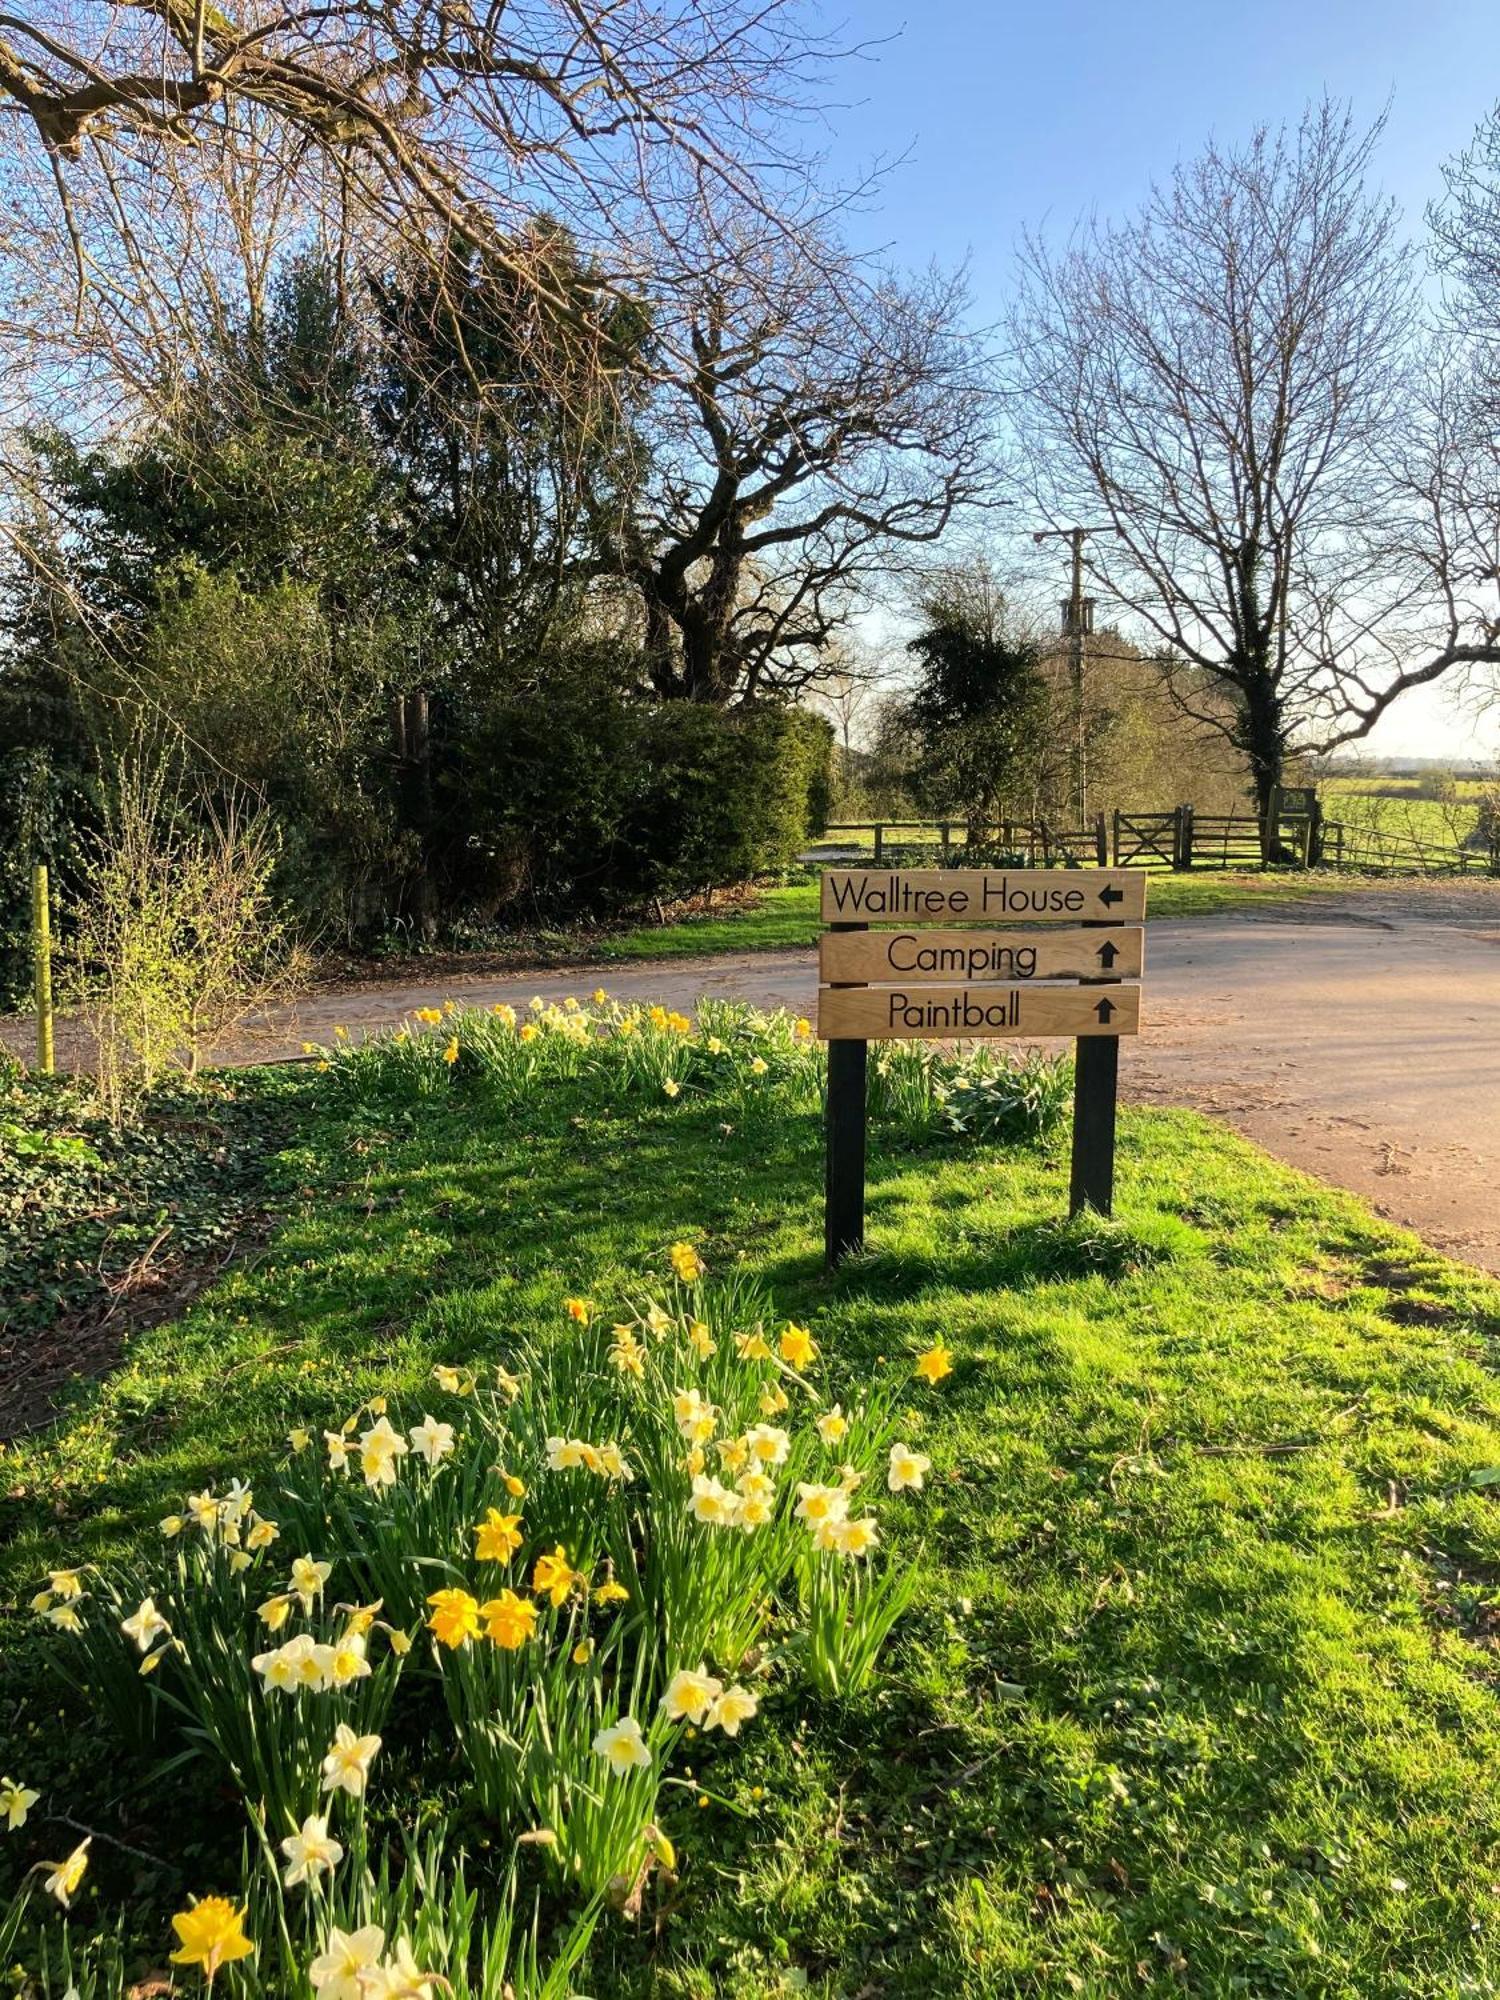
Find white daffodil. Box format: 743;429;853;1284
280;1813;344;1887
887;1443;932;1493
407;1414;455;1467
120;1597;170;1654
309;1924;386;2000
320;1723;381;1796
593;1716;652;1775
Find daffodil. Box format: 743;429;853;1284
706;1684;759;1735
689;1474;740;1527
564;1296;592;1323
432;1364;462;1393
42;1837;90;1907
501;1467;525;1495
291;1556;333;1614
257;1593;294;1634
914;1341;954;1384
795;1482;849;1527
531;1546;580;1608
46;1602;84;1633
669;1241;705;1283
830;1513;880;1558
495;1366;522;1400
597;1441;633;1482
287;1427;312;1453
47;1568;83;1600
414;1006;443;1025
358;1416;409;1488
245;1515;280;1551
593;1716;652;1775
169;1896;255;1978
545;1435;592;1472
425;1588;480;1650
479;1589;538;1649
310;1923;386;2000
660;1667;722;1724
779;1322;817;1369
280;1814;343;1887
735;1329;773;1362
672;1387;718;1444
888;1443;932;1492
120;1597;170;1653
663;1078;680;1098
686;1318;716;1359
160;1513;185;1537
473;1508;523;1563
0;1777;39;1830
325;1431;351;1473
366;1937;435;1999
572;1638;595;1665
408;1414;455;1467
749;1055;769;1077
320;1724;381;1798
816;1405;849;1445
610;1327;647;1378
594;1576;630;1608
758;1383;789;1418
745;1423;790;1467
254;1633;316;1694
644;1302;674;1339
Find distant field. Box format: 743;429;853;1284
1322;784;1484;855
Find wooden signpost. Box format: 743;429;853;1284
817;867;1147;1266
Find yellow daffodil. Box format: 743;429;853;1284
749;1055;769;1077
738;1468;776;1505
572;1638;595;1665
831;1513;880;1558
169;1896;255;1978
280;1814;343;1888
779;1322;817;1369
495;1367;522;1400
887;1443;932;1492
660;1666;722;1724
734;1329;773;1363
564;1297;592;1324
473;1509;523;1563
160;1514;185;1537
759;1383;790;1418
593;1577;630;1608
245;1516;280;1551
408;1414;455;1467
501;1468;525;1496
531;1546;580;1608
545;1435;592;1472
286;1428;312;1453
519;1021;539;1041
320;1723;381;1797
414;1007;443;1025
46;1602;84;1633
662;1078;681;1098
491;1002;517;1027
257;1594;293;1634
593;1716;651;1775
0;1777;39;1830
425;1588;480;1650
686;1319;716;1359
672;1387;718;1444
479;1589;538;1649
718;1434;750;1475
442;1038;459;1065
669;1241;705;1283
42;1837;90;1907
47;1568;83;1600
432;1365;462;1393
914;1341;954;1384
795;1482;848;1527
794;1017;814;1039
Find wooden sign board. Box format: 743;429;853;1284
821;868;1146;925
820;925;1144;985
817;983;1140;1042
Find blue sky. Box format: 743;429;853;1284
812;0;1500;760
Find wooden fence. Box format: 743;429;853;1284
815;803;1500;876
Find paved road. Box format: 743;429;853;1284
10;909;1500;1273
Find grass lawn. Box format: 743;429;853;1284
600;869;1355;960
6;1009;1500;1996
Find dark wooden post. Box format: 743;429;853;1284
1178;803;1195;870
873;823;884;865
1111;809;1122;866
1070;902;1124;1219
824;919;869;1268
1093;812;1108;867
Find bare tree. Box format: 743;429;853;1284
1008;101;1428;825
615;232;998;705
0;0;843;336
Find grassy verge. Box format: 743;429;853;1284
5;1013;1500;1994
599;869;1351;960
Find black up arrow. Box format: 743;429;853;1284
1098;883;1123;907
1094;997;1116;1024
1096;939;1119;969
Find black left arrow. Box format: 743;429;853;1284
1098;883;1123;908
1094;997;1116;1023
1096;939;1119;968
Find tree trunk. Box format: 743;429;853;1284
1237;665;1286;863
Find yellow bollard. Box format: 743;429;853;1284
33;861;54;1075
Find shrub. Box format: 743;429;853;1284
70;758;306;1119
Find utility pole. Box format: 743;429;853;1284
1033;526;1108;825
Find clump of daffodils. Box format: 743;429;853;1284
27;1254;935;1982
